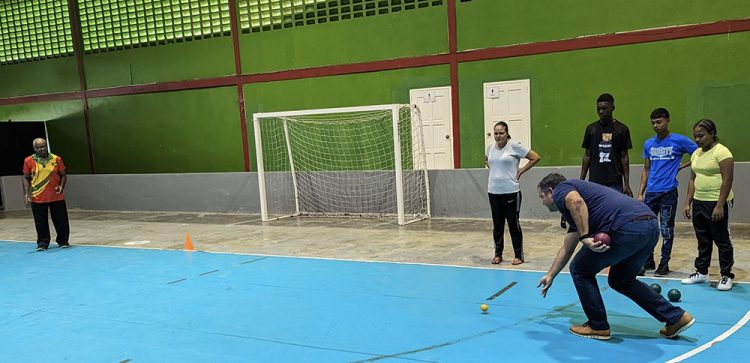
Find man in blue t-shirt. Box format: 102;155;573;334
535;173;694;340
637;108;697;276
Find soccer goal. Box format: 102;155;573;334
253;104;430;225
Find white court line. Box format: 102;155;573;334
123;240;151;245
666;309;750;363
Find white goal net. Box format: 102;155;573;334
253;104;430;225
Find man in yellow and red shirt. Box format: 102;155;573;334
22;138;70;251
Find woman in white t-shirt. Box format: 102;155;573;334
485;121;541;265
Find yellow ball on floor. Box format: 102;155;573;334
480;304;488;312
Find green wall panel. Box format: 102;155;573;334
244;65;450;171
87;87;243;173
0;99;81;122
0;100;89;173
45;110;91;175
240;6;447;74
701;84;750;163
458;31;750;168
457;0;750;51
0;57;79;98
84;37;235;89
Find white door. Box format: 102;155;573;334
410;86;454;169
484;79;531;165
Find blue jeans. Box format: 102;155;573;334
643;188;678;265
569;218;685;330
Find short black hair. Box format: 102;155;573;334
597;93;614;104
694;118;719;141
538;173;567;191
650;108;670;119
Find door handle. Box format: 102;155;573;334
445;134;450;139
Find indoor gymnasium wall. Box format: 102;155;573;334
82;37;235;89
238;3;447;73
86;87;244;174
0;57;80;98
457;0;750;51
0;0;78;98
456;31;750;168
454;0;750;167
2;1;750;219
3;1;749;171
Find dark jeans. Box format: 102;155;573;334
643;188;678;264
569;218;685;330
31;200;70;248
691;200;734;279
488;192;523;260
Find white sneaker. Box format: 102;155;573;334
681;271;709;285
717;276;733;291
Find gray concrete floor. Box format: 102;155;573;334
1;209;748;282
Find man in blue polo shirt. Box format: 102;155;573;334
535;173;693;340
637;108;697;276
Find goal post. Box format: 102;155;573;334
253;104;430;225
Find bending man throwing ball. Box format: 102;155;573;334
535;173;693;340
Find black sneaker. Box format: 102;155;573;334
644;259;656;270
654;264;670;276
36;246;48;251
59;244;70;249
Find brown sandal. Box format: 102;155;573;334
512;258;524;265
491;256;502;264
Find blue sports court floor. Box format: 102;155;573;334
1;240;748;362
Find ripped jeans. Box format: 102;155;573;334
643;188;678;265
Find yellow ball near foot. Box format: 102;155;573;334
480;304;488;312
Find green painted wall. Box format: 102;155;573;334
45;109;91;174
457;0;750;51
1;2;749;174
458;31;750;168
0;57;79;98
0;99;89;173
84;37;235;89
240;6;447;73
244;65;450;171
0;99;81;121
87;87;243;173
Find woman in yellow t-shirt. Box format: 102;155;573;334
682;119;735;291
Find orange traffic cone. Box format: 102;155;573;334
184;232;194;251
